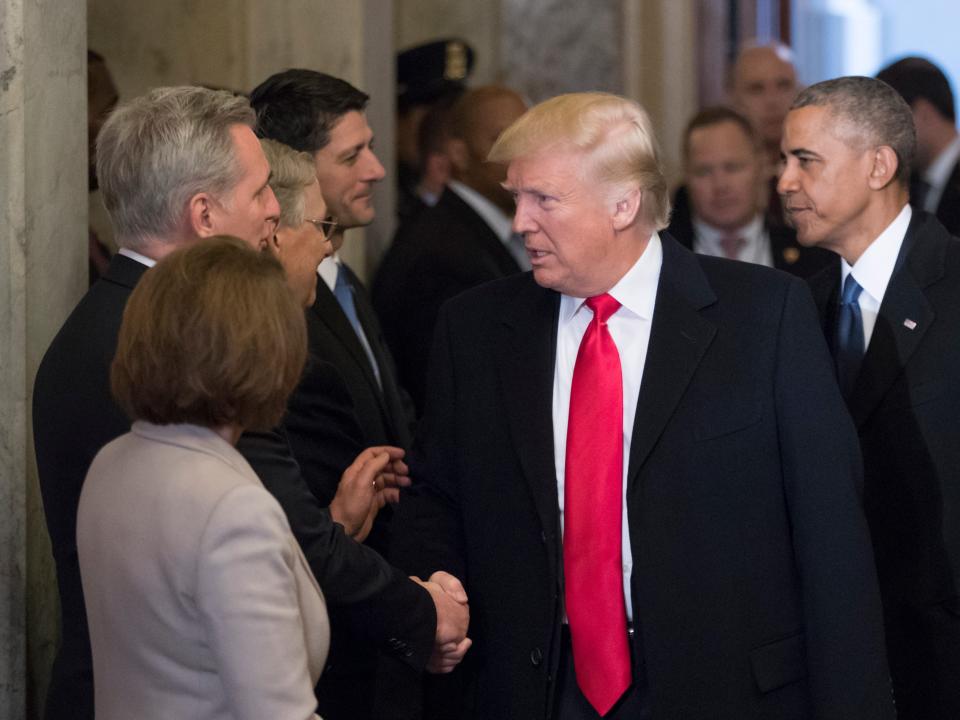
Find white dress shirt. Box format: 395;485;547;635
922;134;960;213
692;214;773;267
553;233;663;621
842;204;912;349
448;180;531;271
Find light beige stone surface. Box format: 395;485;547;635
2;0;87;717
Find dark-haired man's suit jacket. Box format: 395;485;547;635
33;254;434;720
372;187;522;414
392;235;894;719
282;263;419;719
808;210;960;720
913;160;960;237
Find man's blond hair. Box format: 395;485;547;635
488;92;670;229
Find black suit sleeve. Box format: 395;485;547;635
773;279;893;719
237;429;436;669
282;356;366;507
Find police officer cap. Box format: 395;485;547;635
397;38;475;109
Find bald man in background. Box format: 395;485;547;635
373;85;528;415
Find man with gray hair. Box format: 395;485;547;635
33;86;465;720
781;75;960;720
34;85;279;720
393;91;893;719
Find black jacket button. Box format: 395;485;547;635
530;647;543;666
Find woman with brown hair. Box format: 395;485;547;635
77;237;329;720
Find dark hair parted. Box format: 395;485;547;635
877;56;955;123
111;237;307;431
682;106;761;161
792;76;916;186
250;69;369;153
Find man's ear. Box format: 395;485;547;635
611;186;642;231
868;145;899;190
187;193;217;238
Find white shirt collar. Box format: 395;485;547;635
842;203;912;307
560;232;663;324
117;247;156;268
448;180;514;244
317;252;342;291
692;214;764;252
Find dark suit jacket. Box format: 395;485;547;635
667;194;832;278
913;159;960;237
34;254;146;720
287;264;414;466
808;210;960;719
33;253;434;720
392;236;893;719
372;187;522;413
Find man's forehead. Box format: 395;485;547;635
736;48;796;83
325;110;371;149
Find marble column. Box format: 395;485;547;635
1;0;88;718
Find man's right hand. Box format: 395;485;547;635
412;572;472;673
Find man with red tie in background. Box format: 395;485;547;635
392;92;894;719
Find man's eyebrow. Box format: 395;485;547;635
787;147;821;159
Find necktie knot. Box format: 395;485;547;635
585;293;621;325
841;274;863;306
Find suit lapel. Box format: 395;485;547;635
311;273;384;393
628;236;717;483
497;279;562;536
344;264;412;446
847;213;943;427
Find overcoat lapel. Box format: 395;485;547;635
628;236;717;484
497;279;562;536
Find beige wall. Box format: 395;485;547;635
2;0;87;717
88;0;395;280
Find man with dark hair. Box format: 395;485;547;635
877;56;960;235
781;75;960;720
250;69;413;526
373;85;529;413
667;105;829;276
395;39;475;222
250;69;447;719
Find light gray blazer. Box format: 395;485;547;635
78;421;329;720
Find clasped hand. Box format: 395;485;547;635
413;571;472;673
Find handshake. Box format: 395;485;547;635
412;571;472;673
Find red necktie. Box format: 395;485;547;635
564;293;631;716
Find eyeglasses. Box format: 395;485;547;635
305;216;338;239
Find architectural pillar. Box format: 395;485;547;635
1;0;88;717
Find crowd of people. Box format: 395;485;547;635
33;36;960;720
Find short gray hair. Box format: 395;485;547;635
259;139;316;228
96;86;255;249
791;76;916;186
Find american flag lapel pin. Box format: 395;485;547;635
903;318;918;330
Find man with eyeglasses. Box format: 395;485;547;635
250;70;451;720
